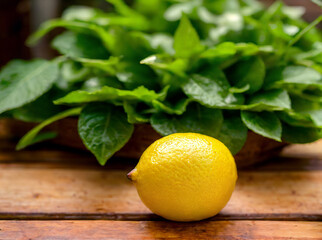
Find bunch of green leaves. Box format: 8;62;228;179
0;0;321;165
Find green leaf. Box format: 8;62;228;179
245;89;291;111
106;0;143;18
27;19;114;52
62;6;101;22
52;31;109;59
54;86;162;105
207;12;244;42
11;90;64;123
16;107;82;150
278;111;316;128
140;54;188;77
78;103;134;165
288;96;322;127
227;56;265;94
294;42;322;63
164;0;200;21
82;76;123;91
279;66;321;85
74;56;120;75
63;5;149;31
200;42;237;59
241;111;282;141
282;123;322;144
25;132;58;146
107;29;152;61
182;67;244;108
235;43;261;56
229;85;250;94
266;66;322;99
217;115;248;155
123;101;149;124
152;98;191;115
0;59;59;114
116;63;157;90
61;61;90;83
147;33;174;55
287;15;322;48
173;15;204;58
151;103;223;137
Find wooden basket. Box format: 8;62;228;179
0;118;288;167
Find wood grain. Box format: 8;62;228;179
0;165;321;220
0;220;321;240
281;140;322;159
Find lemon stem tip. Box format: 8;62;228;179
127;168;137;181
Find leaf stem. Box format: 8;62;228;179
287;15;322;48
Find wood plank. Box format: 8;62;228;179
0;166;321;220
0;220;321;240
281;140;322;159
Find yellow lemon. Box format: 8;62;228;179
127;133;237;222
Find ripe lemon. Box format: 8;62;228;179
127;133;237;222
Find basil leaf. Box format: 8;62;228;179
200;42;237;59
82;76;123;91
78;103;134;165
16;107;82;150
141;54;188;77
245;89;291;111
0;59;59;114
62;6;105;23
11;90;64;123
227;56;265;94
61;61;90;83
278;111;316;128
54;86;161;105
74;56;120;75
106;0;146;20
287;15;322;47
217;115;248;155
229;85;250;94
151;103;223;137
173;15;204;58
147;33;174;55
63;4;149;30
290;96;322;127
279;66;321;85
52;31;109;59
182;67;244;108
152;98;191;115
241;111;282;141
116;63;157;90
27;19;114;52
164;1;200;21
266;66;322;95
123;101;149;124
107;28;153;61
282;123;322;144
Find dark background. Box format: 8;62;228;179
0;0;320;67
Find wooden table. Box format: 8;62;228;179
0;139;321;239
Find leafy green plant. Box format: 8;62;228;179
0;0;321;165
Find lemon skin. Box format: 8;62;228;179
128;133;237;222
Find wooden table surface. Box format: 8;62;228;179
0;139;321;239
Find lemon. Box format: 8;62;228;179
127;133;237;222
